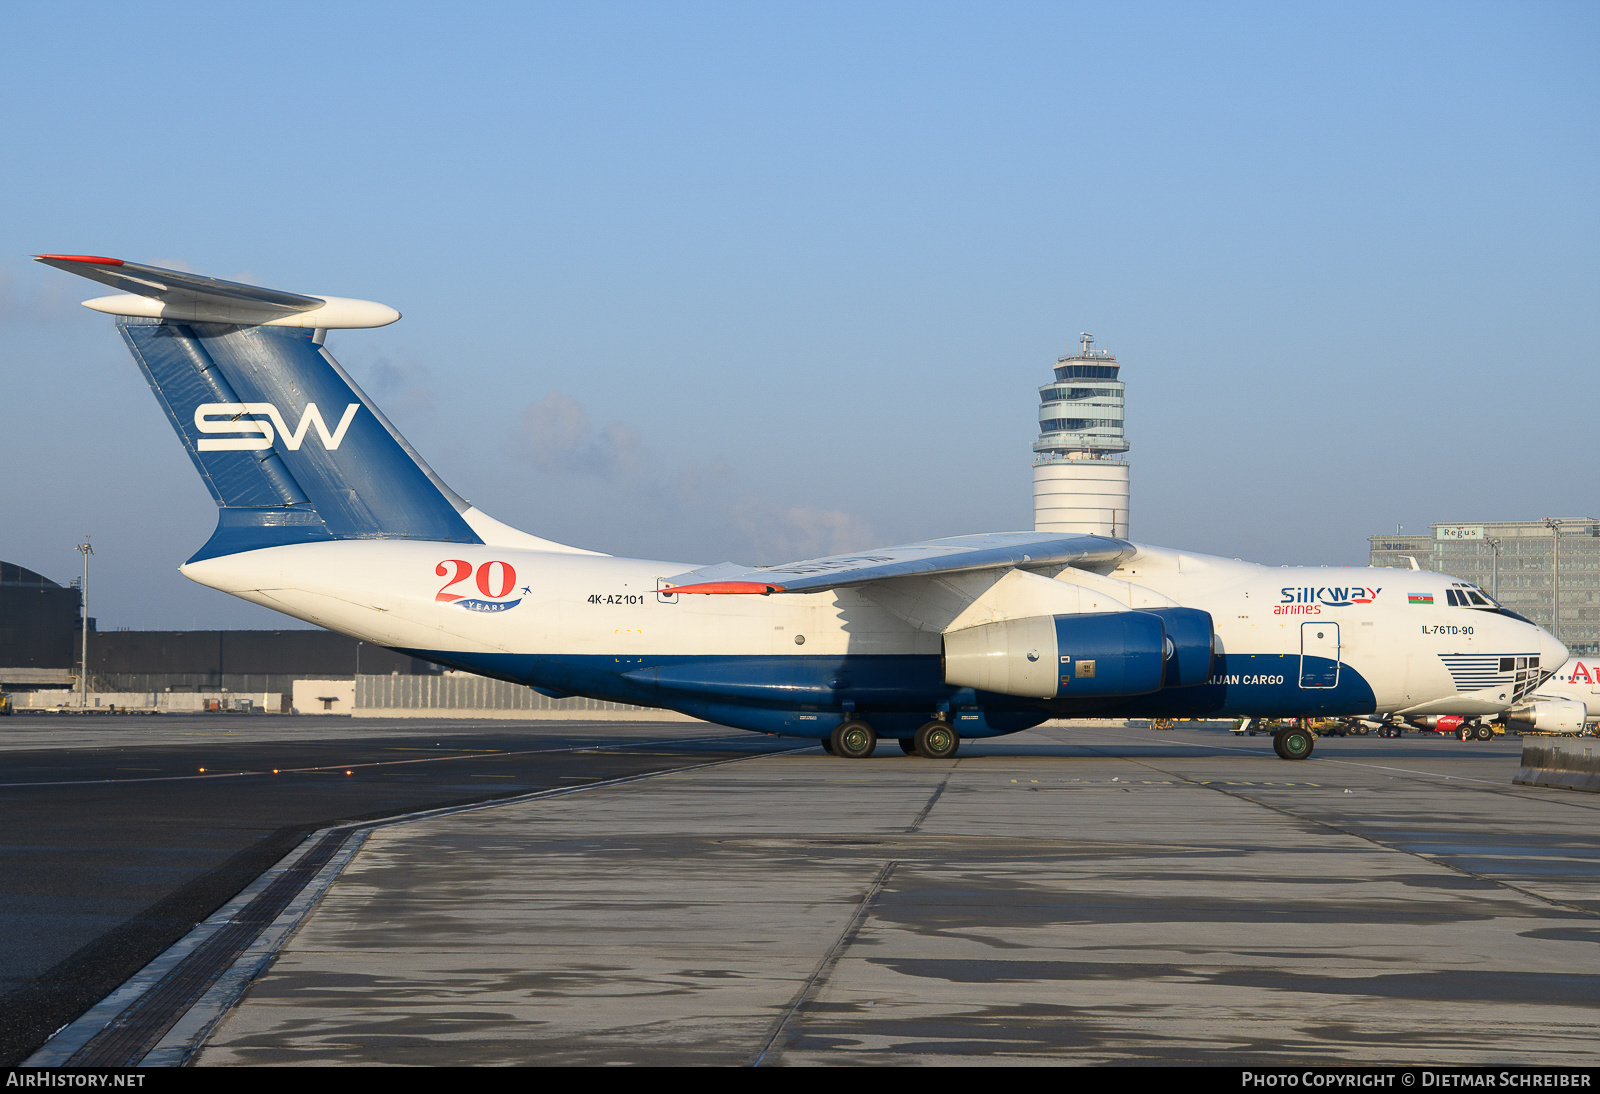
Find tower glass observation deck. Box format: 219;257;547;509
1033;333;1127;460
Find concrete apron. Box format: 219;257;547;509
193;729;1600;1067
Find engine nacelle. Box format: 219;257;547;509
1506;699;1588;735
1140;606;1215;688
943;611;1167;699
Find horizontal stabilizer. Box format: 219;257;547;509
662;532;1133;594
32;254;399;329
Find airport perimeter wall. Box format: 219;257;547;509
11;675;687;720
11;690;287;713
352;673;692;720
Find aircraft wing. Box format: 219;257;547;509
660;532;1134;594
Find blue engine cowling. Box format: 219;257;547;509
1052;611;1167;698
1141;606;1216;688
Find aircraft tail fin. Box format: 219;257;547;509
118;317;482;560
38;254;483;560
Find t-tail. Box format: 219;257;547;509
34;254;588;560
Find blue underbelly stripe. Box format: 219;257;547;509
390;648;1379;736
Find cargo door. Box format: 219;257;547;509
1299;622;1340;688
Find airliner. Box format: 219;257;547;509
1503;656;1598;734
34;254;1567;761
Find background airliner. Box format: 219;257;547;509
1504;656;1597;734
35;254;1567;761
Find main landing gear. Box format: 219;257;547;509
823;717;961;759
913;719;959;759
829;719;877;758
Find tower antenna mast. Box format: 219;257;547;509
74;537;93;707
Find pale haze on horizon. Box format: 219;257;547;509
1;1;1594;629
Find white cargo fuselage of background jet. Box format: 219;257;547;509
35;254;1567;760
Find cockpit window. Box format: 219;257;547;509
1448;584;1499;610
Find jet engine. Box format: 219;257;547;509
1505;699;1588;735
942;608;1214;699
1407;714;1467;733
1140;606;1215;688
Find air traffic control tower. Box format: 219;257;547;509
1032;333;1130;537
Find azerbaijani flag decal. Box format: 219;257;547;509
1408;593;1434;605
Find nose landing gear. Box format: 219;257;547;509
1273;723;1315;760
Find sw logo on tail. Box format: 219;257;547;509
194;402;360;452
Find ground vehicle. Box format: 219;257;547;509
1317;718;1368;737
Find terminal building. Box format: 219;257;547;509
1369;519;1600;655
0;561;82;688
1032;334;1130;537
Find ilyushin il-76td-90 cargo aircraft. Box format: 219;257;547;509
36;254;1570;762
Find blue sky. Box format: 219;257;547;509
2;1;1595;628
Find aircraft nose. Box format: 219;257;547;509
1537;626;1569;673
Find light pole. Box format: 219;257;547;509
1485;537;1502;602
74;537;93;707
1543;518;1563;643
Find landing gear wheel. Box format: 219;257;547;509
1274;727;1314;761
831;719;877;759
898;737;917;755
1458;726;1471;742
914;720;960;759
820;736;835;755
1476;724;1494;741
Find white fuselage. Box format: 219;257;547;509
180;536;1564;726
